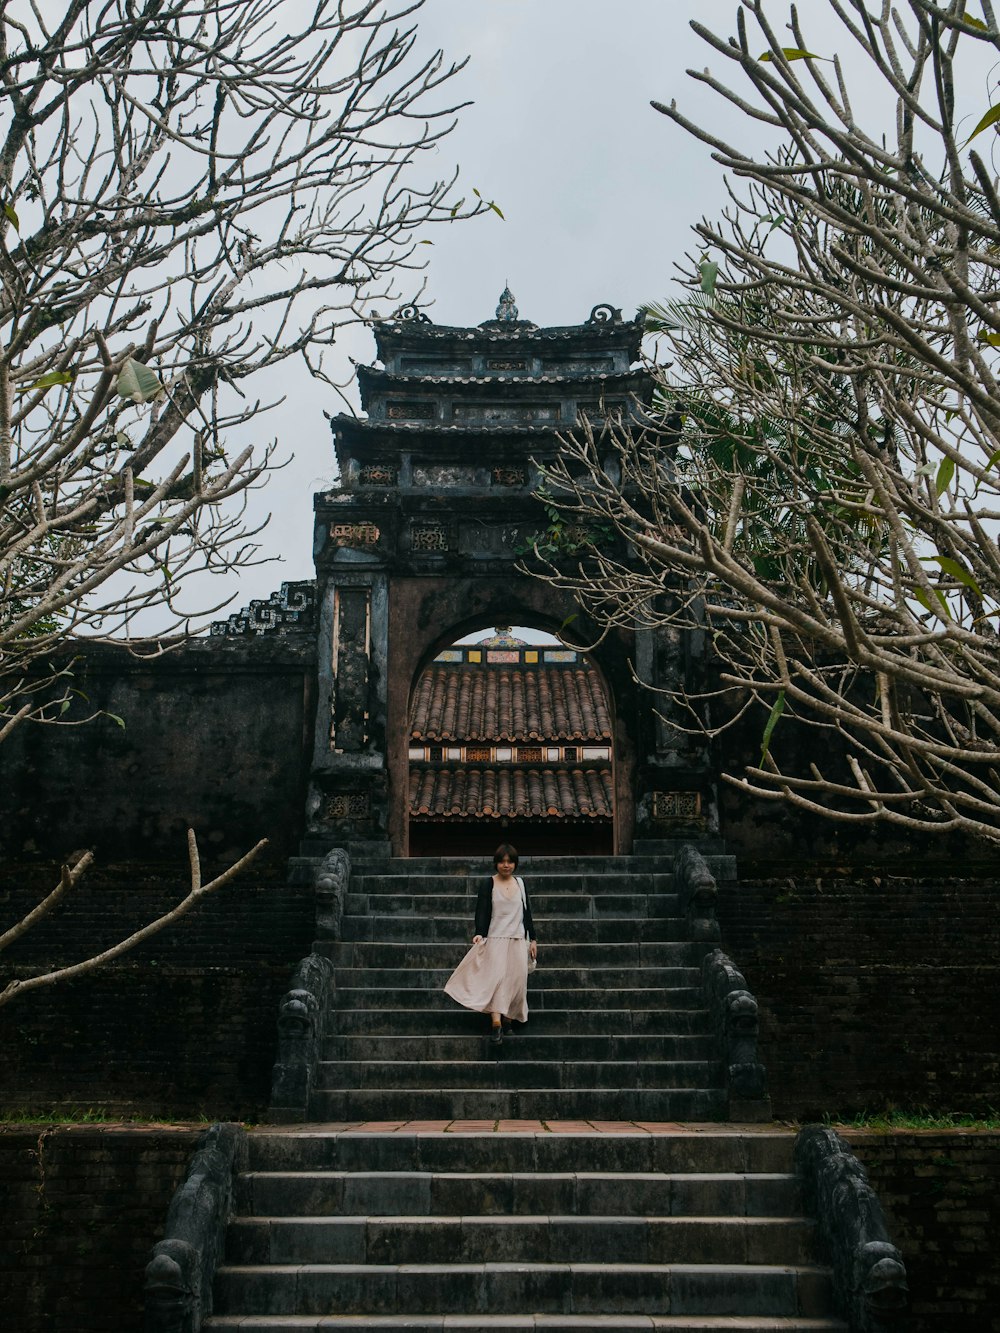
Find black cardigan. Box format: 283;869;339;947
474;875;536;941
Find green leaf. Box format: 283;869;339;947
977;329;1000;346
965;15;990;31
59;698;71;715
472;187;505;220
116;357;164;403
106;712;126;729
984;448;1000;470
965;102;1000;145
760;689;785;762
922;554;983;598
913;587;951;620
935;456;956;496
16;369;74;395
759;48;823;62
699;260;719;296
4;202;19;231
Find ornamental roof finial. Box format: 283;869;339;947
496;284;518;322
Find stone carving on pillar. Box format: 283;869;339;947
331;588;371;752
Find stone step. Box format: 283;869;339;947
312;1060;723;1092
205;1316;846;1331
343;893;684;917
340;915;690;944
350;873;679;894
239;1170;801;1217
320;1034;719;1061
328;968;704;990
321;943;705;968
306;1088;728;1121
213;1261;830;1317
333;987;707;1011
331;1008;716;1036
245;1133;796;1175
225;1215;818;1266
350;854;737;879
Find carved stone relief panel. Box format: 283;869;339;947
358;462;398;487
651;791;702;822
324;792;371;819
330;522;381;548
412;463;479;489
492;466;527;487
452;402;558;425
387;400;435;420
410;522;453;553
330;587;371;752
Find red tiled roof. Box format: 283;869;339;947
410;665;611;742
408;767;613;821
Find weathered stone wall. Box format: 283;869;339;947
1;1125;199;1333
1;1126;996;1333
847;1130;1000;1332
717;873;1000;1119
0;633;316;863
0;861;314;1117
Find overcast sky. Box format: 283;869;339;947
205;0;998;634
213;0;740;625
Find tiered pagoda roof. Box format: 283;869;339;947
330;291;650;478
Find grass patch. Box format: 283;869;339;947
825;1108;1000;1131
0;1107;217;1126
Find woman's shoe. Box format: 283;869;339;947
490;1021;503;1045
501;1018;513;1036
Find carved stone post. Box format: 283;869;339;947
307;540;391;849
633;619;718;843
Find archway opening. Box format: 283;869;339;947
406;624;615;857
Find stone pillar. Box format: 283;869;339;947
307;511;391;850
632;613;718;842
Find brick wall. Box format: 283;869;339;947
1;1125;199;1333
846;1129;1000;1333
0;634;315;863
717;873;1000;1119
0;862;314;1117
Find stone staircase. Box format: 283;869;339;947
205;1128;847;1330
198;849;848;1329
303;851;733;1122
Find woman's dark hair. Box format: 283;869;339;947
493;842;519;868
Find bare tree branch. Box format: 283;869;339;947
0;0;485;735
0;830;268;1007
534;1;1000;844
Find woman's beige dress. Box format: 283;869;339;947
444;877;529;1022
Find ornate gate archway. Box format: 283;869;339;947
304;292;714;856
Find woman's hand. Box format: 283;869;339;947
529;940;538;961
473;934;483;945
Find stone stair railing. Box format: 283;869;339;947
796;1126;909;1332
677;842;771;1121
143;1122;246;1333
267;847;350;1121
268;952;334;1122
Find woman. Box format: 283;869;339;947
444;843;538;1044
